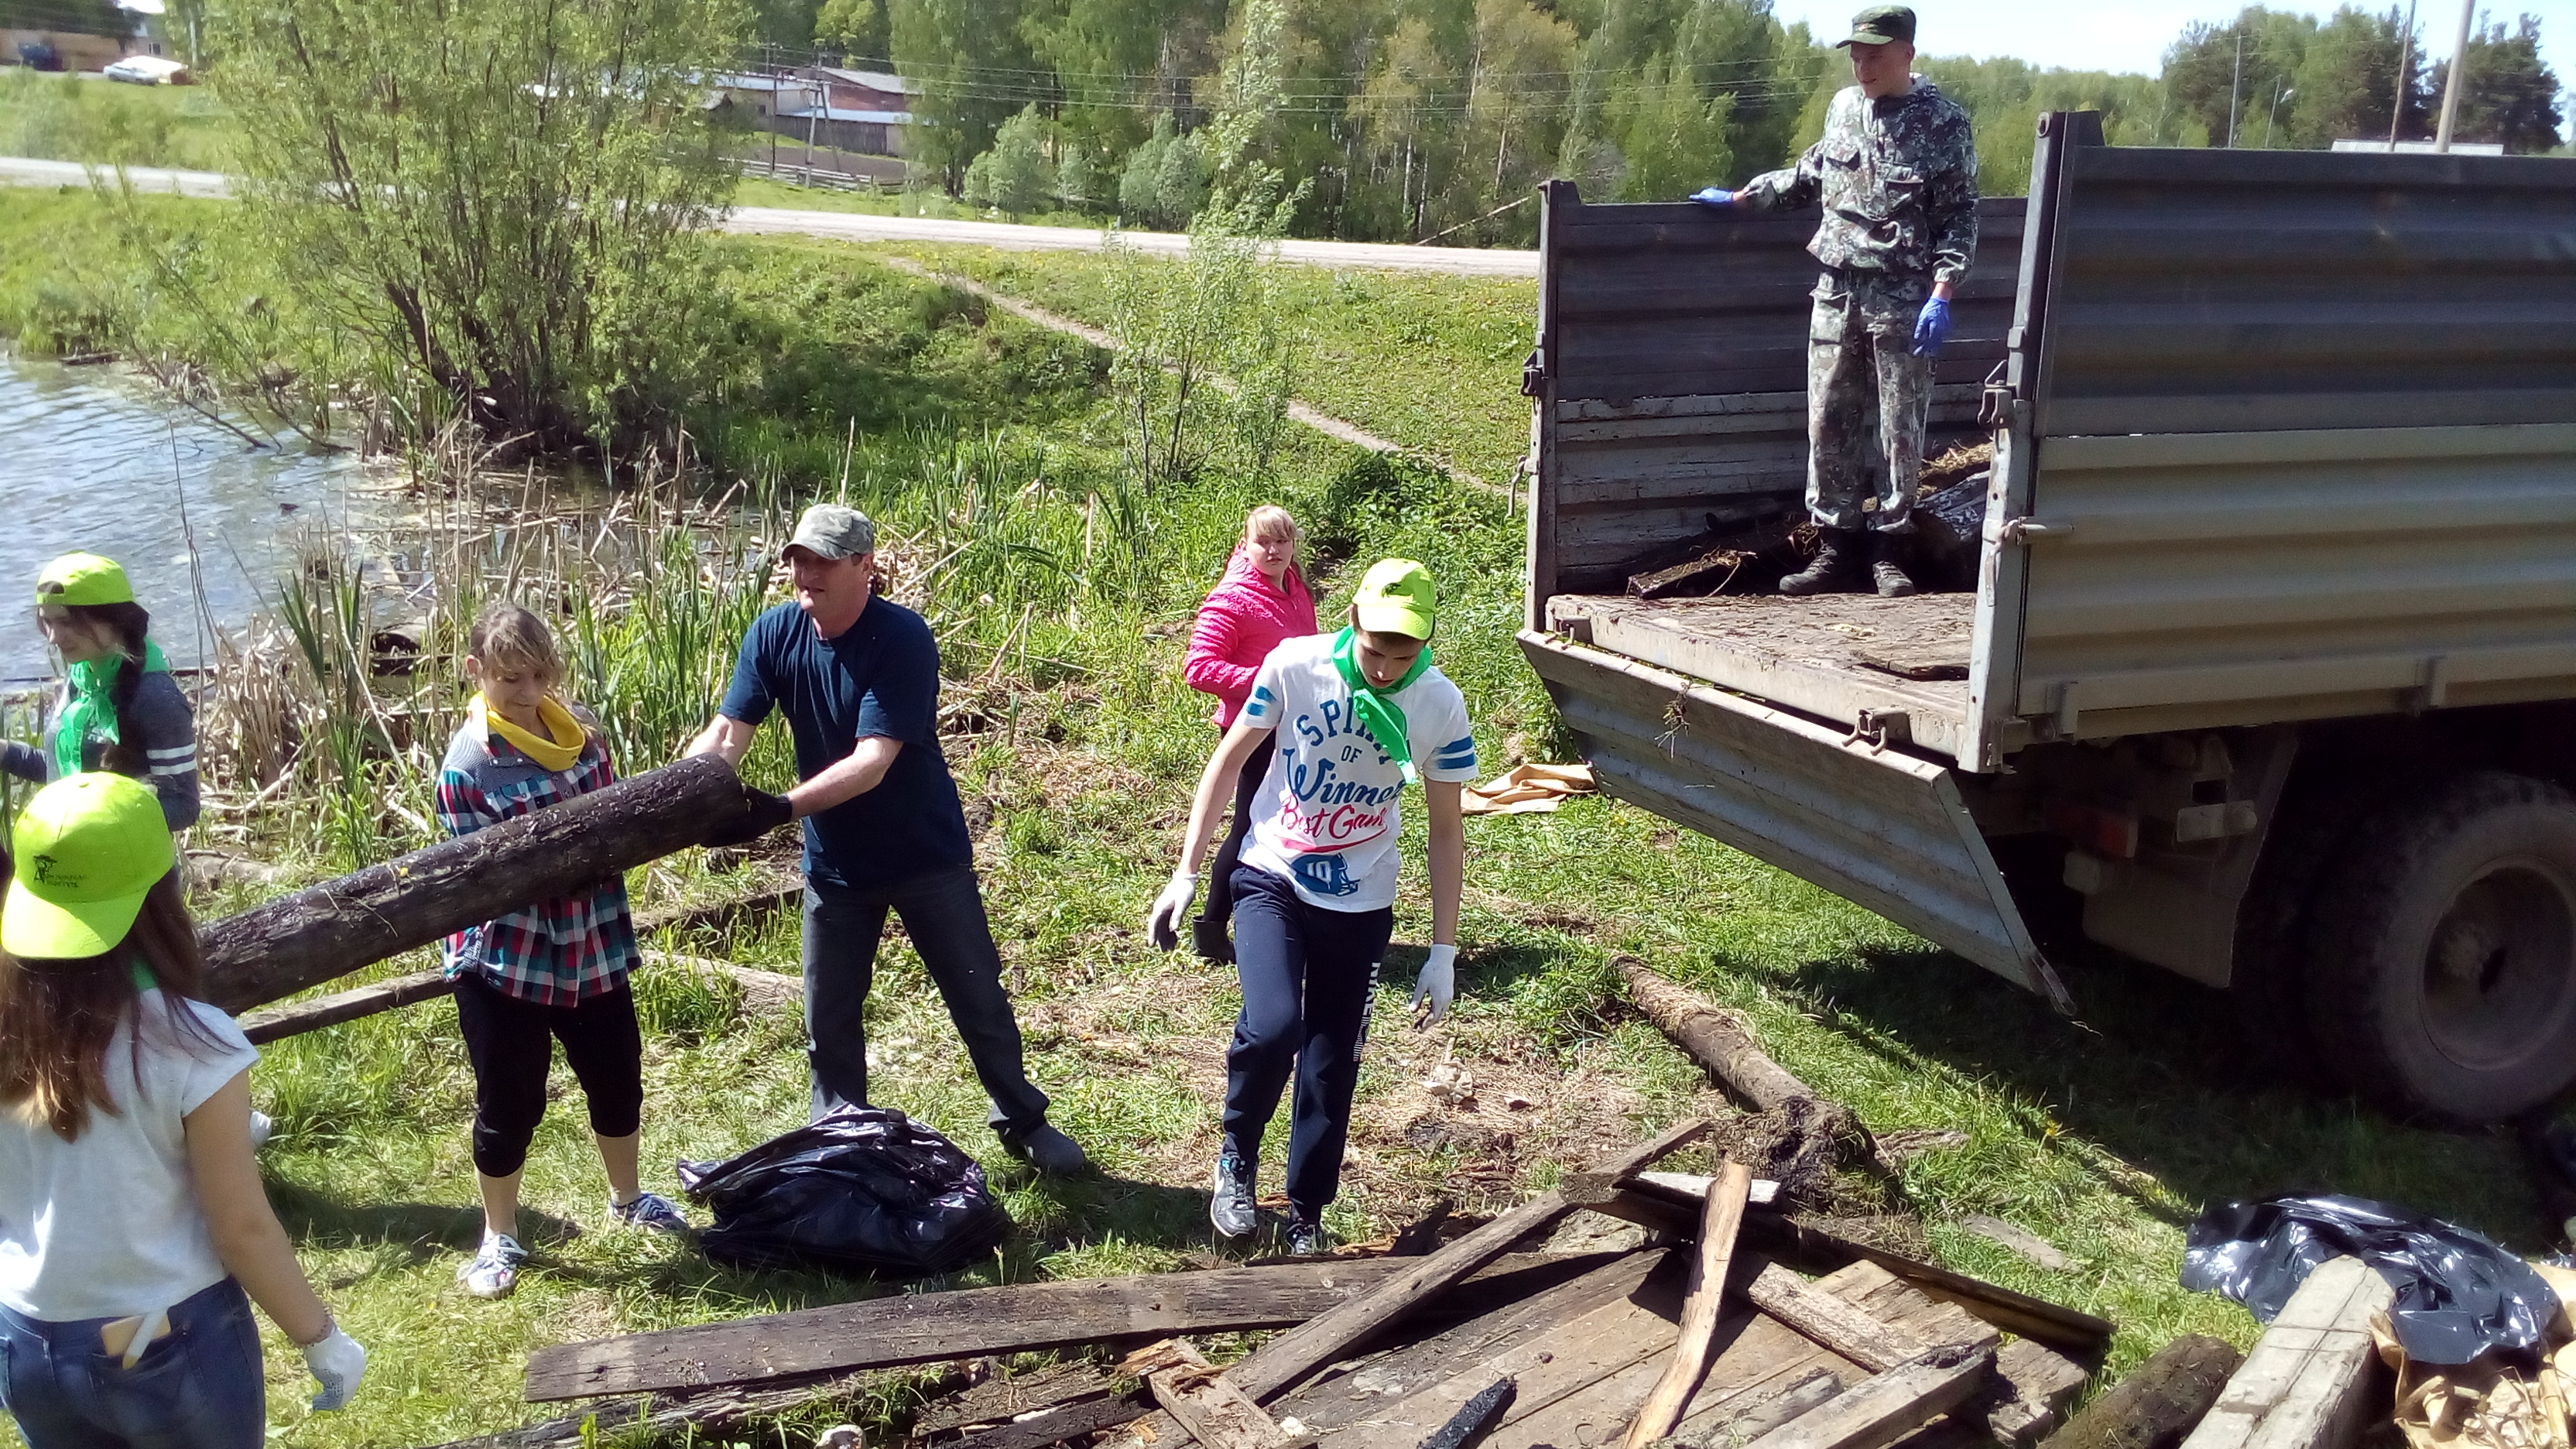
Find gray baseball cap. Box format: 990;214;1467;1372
783;503;877;560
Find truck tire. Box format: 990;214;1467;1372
2305;771;2576;1124
2230;779;2371;1085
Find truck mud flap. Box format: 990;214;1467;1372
1522;631;2074;1012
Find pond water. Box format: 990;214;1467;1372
0;352;385;685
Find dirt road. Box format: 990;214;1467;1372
0;157;1539;276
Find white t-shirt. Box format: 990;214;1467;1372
0;990;259;1321
1238;633;1478;912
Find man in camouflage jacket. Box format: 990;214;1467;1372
1697;4;1978;596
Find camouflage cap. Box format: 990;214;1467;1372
1834;3;1915;46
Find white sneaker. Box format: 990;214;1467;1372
248;1111;273;1149
458;1231;528;1300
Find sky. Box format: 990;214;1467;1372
1769;0;2575;98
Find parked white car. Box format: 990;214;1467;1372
102;55;190;84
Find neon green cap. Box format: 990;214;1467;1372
2;773;174;959
35;553;135;609
1353;558;1437;640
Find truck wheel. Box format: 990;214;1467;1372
2306;772;2576;1123
2230;780;2370;1085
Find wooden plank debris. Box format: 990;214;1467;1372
1738;1345;1996;1449
1221;1118;1714;1404
1423;1379;1516;1449
1747;1262;1930;1372
529;1256;1437;1401
1627;1161;1759;1447
1125;1341;1293;1449
1742;1214;2114;1355
2178;1258;2391;1449
202;755;760;1012
909;1362;1118;1437
1983;1338;2100;1447
2040;1334;2237;1449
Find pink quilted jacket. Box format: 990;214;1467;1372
1184;548;1317;727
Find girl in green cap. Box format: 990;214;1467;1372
1146;558;1477;1254
0;772;365;1446
2;554;199;832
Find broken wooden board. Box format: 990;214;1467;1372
910;1362;1117;1437
2178;1257;2393;1449
1984;1337;2099;1448
1743;1214;2115;1355
529;1255;1431;1400
1222;1118;1714;1404
1628;1161;1760;1447
1127;1341;1293;1449
1737;1345;1997;1449
1274;1252;1664;1434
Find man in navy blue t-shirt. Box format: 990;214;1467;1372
688;504;1088;1174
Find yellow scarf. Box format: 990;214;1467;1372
473;694;586;772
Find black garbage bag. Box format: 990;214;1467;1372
2180;1194;2557;1365
677;1106;1011;1279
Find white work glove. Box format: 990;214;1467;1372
1145;868;1197;952
303;1325;367;1411
1411;944;1458;1028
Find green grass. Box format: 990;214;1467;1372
0;70;237;172
6;194;2564;1449
867;242;1540;488
733;174;1107;231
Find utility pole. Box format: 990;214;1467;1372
2434;0;2475;151
2388;0;2417;149
2226;27;2245;146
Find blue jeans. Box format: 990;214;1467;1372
801;864;1050;1132
0;1278;265;1449
1223;866;1394;1218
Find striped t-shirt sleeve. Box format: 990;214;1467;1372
1418;683;1479;784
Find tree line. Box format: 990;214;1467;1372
729;0;2564;242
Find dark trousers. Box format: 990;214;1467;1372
801;864;1050;1132
0;1277;262;1449
453;974;646;1179
1197;733;1276;932
1223;865;1393;1217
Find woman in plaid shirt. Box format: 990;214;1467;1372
435;605;690;1300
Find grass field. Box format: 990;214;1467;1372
0;70;235;172
2;190;2563;1449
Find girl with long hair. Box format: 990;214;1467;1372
2;554;199;831
0;772;363;1447
1172;506;1317;963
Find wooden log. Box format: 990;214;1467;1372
1222;1119;1714;1405
200;755;760;1012
1627;1160;1758;1447
231;950;798;1047
2038;1334;2237;1449
1740;1216;2114;1357
237;968;454;1045
1612;957;1873;1196
2178;1259;2391;1449
1738;1345;1996;1449
526;1252;1593;1403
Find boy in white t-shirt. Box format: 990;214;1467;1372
1147;559;1477;1254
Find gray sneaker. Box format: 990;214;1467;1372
1286;1214;1327;1256
1001;1122;1091;1177
458;1231;528;1300
1211;1148;1258;1238
610;1190;691;1235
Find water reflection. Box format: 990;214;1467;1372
0;352;383;683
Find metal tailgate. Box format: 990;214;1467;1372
1523;631;2071;1009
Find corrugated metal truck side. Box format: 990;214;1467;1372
1522;112;2576;1123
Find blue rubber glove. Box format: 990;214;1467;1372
1911;294;1951;358
1690;187;1735;207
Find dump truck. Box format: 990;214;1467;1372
1518;113;2576;1124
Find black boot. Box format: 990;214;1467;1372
1780;528;1865;595
1871;531;1918;598
1191;916;1235;964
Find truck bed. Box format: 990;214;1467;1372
1544;592;1975;762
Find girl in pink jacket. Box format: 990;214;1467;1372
1179;505;1317;962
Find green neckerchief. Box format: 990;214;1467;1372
1331;626;1434;786
53;639;166;779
